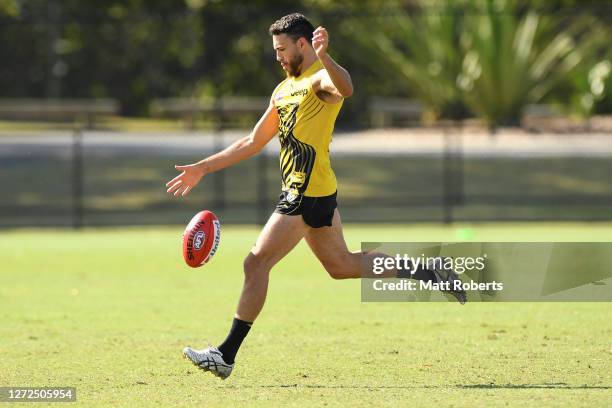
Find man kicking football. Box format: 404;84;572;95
166;13;466;380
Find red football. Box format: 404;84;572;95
182;210;221;268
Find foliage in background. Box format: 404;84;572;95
564;60;611;119
459;0;609;125
0;0;203;115
343;1;470;121
0;0;610;123
347;0;610;126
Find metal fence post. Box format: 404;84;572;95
442;124;453;224
442;121;464;224
213;96;226;211
454;120;465;207
72;127;83;229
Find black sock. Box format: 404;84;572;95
217;318;252;364
409;268;437;282
397;261;437;282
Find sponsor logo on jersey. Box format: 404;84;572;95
290;88;308;97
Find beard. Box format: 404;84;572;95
286;53;304;77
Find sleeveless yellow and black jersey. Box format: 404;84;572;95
272;59;343;198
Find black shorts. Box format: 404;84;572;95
274;191;337;228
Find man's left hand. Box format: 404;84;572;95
312;26;329;59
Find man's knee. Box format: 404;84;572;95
243;252;273;278
322;256;353;280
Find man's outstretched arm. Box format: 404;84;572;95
166;101;279;196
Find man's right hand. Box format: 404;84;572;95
166;163;206;197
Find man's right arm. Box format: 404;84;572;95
196;101;279;174
166;100;279;197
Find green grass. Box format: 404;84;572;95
1;224;611;407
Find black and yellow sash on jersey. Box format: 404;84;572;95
272;60;343;204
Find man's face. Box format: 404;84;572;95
273;34;305;77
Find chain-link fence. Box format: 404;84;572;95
2;126;612;228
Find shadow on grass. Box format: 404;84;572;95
457;383;610;390
217;383;611;390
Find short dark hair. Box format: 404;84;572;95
268;13;315;42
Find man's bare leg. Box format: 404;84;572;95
304;209;388;279
213;212;309;365
184;213;309;376
235;212;309;321
305;209;466;304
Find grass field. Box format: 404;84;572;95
1;223;611;407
